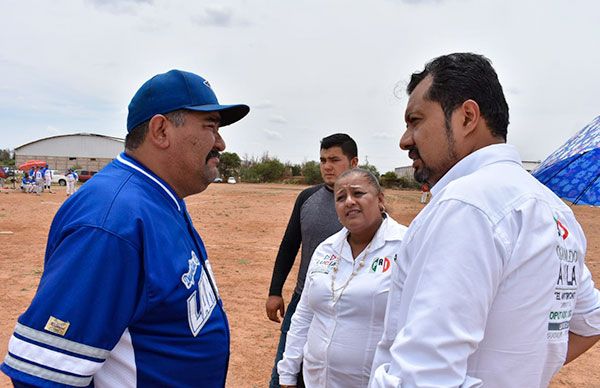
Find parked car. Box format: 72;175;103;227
227;177;237;184
213;177;223;183
51;170;68;186
0;166;15;178
78;170;97;183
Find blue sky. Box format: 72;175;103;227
1;0;599;173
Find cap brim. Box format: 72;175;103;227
185;104;250;127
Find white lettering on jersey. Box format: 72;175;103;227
187;269;217;337
181;251;200;290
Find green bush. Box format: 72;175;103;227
302;161;322;185
288;163;302;177
380;171;400;188
358;164;380;179
282;176;305;185
218;152;241;178
398;176;421;189
240;154;286;183
254;158;286;182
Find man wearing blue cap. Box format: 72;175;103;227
1;70;249;387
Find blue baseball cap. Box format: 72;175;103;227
127;69;250;132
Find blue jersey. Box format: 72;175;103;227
2;153;230;387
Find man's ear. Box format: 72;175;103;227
350;157;359;168
147;114;171;149
460;99;481;136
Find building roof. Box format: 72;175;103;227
15;133;124;150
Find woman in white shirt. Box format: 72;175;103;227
278;168;407;387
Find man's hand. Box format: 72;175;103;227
565;332;600;364
266;295;285;323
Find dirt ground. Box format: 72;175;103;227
0;183;599;387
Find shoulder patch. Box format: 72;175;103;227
44;316;70;336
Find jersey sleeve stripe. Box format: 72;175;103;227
3;354;93;387
8;335;104;376
14;323;110;359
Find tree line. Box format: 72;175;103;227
0;148;15;166
0;147;418;189
218;151;419;189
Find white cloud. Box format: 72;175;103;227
269;115;287;124
86;0;153;14
263;129;283;140
191;5;243;27
253;101;275;110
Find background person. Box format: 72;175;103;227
369;53;600;388
1;69;249;387
33;167;43;195
66;169;76;196
43;165;53;193
266;133;358;387
278;168;407;387
20;173;31;192
419;183;430;204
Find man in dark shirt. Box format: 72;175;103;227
266;133;358;387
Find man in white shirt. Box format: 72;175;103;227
370;52;600;388
34;167;44;195
43;165;53;193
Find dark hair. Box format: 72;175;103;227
320;133;358;160
336;168;382;195
407;53;509;141
125;110;187;150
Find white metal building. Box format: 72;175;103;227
394;159;542;178
15;133;124;172
394;165;415;179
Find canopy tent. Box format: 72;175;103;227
18;160;47;171
533;116;600;206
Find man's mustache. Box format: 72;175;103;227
206;150;221;162
408;148;420;160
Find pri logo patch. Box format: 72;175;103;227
370;257;391;273
554;215;569;240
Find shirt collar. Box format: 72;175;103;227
116;152;184;212
430;144;522;197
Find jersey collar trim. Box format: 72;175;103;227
116;153;182;212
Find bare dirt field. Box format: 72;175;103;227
0;183;599;387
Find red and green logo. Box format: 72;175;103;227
371;257;391;273
554;215;569;240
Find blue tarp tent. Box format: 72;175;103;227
533;116;600;206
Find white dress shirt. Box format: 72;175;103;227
370;144;600;388
278;216;407;387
